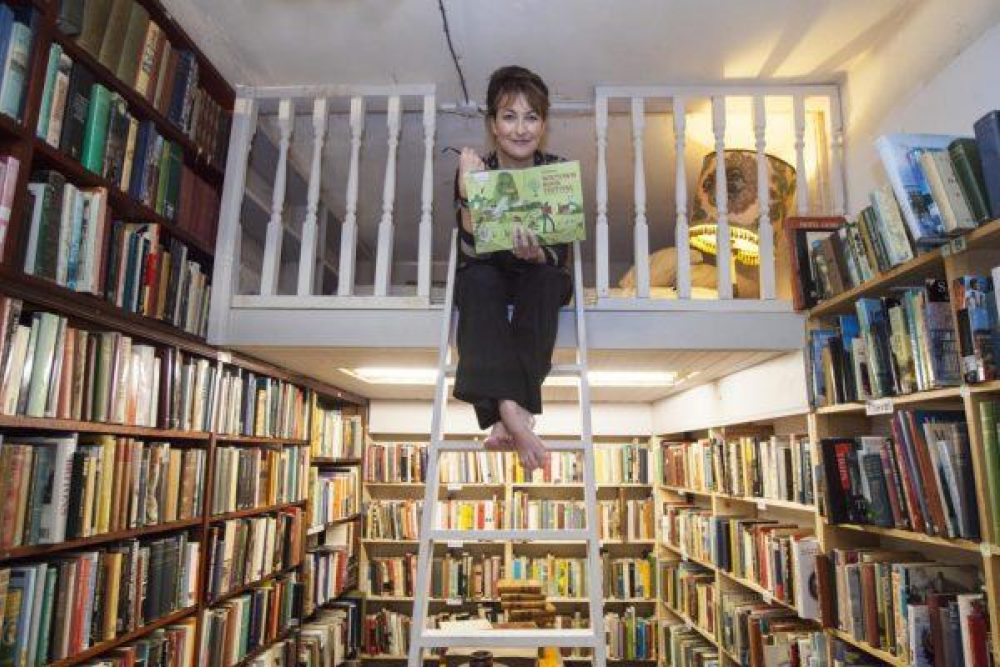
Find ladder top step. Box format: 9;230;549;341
433;440;587;452
444;364;583;378
429;528;592;542
417;628;598;648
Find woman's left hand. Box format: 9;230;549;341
512;224;545;263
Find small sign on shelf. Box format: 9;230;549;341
865;398;894;416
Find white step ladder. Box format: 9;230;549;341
407;232;607;667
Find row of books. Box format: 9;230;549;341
363;499;421;541
0;155;20;259
604;555;655;600
439;450;509;485
300;603;362;667
509;495;587;532
823;547;988;664
367;553;504;600
604;608;656;660
0;435;205;548
1;305;162;426
204;508;303;601
510;556;587;598
312;406;363;460
61;0;228;163
199;573;301;667
214;366;309;440
595;442;651;484
719;592;824;667
661;623;717;667
434;498;504;531
0;533;199;664
210;445;308;516
0;5;35;124
819;410;980;540
308;467;358;528
511;449;583;484
660;560;714;625
363;442;425;483
661;502;714;565
73;617;198;666
662;434;815;507
363;608;408;657
305;543;354;612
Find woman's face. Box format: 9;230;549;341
490;93;545;165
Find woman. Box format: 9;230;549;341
452;65;572;472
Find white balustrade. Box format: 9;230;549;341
374;95;402;296
631;97;650;299
260;98;294;296
337;96;366;296
673;97;690;300
753;95;774;300
297;97;328;296
793;93;809;215
595;96;610;298
830;97;846;216
417;94;436;299
711;95;732;299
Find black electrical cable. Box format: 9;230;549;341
436;0;470;106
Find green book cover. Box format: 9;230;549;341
948;138;991;223
979;400;1000;536
80;83;111;174
463;160;585;253
35;43;62;140
162;141;183;220
155;140;173;216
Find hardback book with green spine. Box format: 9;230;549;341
980;400;1000;537
948;138;991;223
116;2;149;87
155;139;173;216
162;141;183;220
464;160;585;253
35;43;62;140
81;83;111;173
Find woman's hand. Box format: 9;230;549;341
458;148;485;199
512;224;545;263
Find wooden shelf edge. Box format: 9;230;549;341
210;499;306;523
207;563;300;608
825;521;986;552
827;629;906;667
215;434;310;446
0;412;212;440
0;516;202;562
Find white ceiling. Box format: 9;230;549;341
163;0;915;101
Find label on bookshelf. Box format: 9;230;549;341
756;500;767;511
941;235;968;257
981;542;992;558
219;351;232;364
865;398;894;415
685;618;694;630
446;598;462;606
761;591;773;604
446;483;463;492
446;541;464;549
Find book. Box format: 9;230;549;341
80;83;111;173
972;110;1000;219
947;138;991;223
464;161;585;252
0;16;33;122
58;61;96;161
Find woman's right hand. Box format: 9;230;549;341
458;147;485;198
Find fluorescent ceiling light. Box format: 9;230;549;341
340;367;683;388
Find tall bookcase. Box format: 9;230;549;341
359;436;658;665
0;0;368;664
806;215;1000;666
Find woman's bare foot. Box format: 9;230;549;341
484;421;514;450
499;400;548;471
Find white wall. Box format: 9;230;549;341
369;400;652;437
843;2;1000;211
649;351;809;436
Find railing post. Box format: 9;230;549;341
298;97;328;296
711;95;732;299
208;96;257;343
754;95;775;300
595;95;610;298
673;96;690;299
337;96;365;296
417;94;436;299
260;98;295;296
631;97;650;299
793;93;809;215
374;95;402;297
830;93;846;216
315;203;329;294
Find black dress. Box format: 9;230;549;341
451;151;573;429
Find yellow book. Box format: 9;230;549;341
103;552;122;640
165;448;182;522
81;453;96;537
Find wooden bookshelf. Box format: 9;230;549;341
0;412;212;439
209;499;307;523
231;625;297;667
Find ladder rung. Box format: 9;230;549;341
429;529;591;542
418;628;598;649
444;364;583;378
433;439;586;452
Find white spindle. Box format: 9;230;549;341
830;94;846;216
753;95;774;300
673;97;690;299
260;98;294;296
337;96;365;296
315;203;329;294
631;97;650;299
297;97;328;296
712;95;732;299
417;94;435;299
207;96;257;342
595;96;610;298
374;95;402;297
793;93;809;215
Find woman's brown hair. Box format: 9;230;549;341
486;66;550;120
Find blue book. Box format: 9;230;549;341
875;133;961;247
0;20;32;120
0;6;14;109
973;110;1000;220
856;298;895;397
808;328;839;406
128;121;152;199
